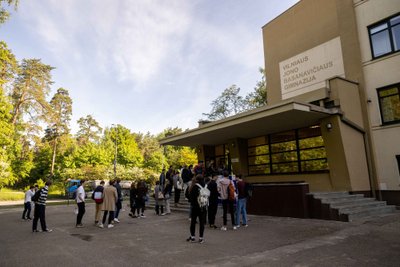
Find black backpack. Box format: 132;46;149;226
31;189;42;202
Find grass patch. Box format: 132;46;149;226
0;188;25;201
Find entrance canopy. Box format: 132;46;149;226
160;101;341;146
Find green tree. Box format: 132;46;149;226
203;85;245;121
244;67;267;109
103;125;143;174
157;127;198;169
0;86;15;188
135;132;166;172
46;88;72;176
0;0;18;25
76;115;102;144
11;59;54;126
0;41;18;90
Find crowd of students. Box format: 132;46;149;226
23;163;251;245
182;161;251;244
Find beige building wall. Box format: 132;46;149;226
261;0;373;193
354;0;400;191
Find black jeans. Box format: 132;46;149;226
222;199;235;226
208;201;218;225
32;204;47;231
115;200;122;218
76;202;85;225
155;204;164;215
190;207;206;238
174;188;181;204
102;210;115;224
22;202;32;219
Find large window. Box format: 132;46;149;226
247;126;328;175
369;13;400;58
378;84;400;125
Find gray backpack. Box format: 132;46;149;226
196;184;210;208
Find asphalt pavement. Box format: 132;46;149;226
0;202;399;267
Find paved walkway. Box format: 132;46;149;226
0;202;399;266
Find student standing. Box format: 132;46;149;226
136;180;148;217
32;180;52;233
207;174;219;229
113;178;122;223
163;179;172;215
235;175;248;228
92;180;105;225
187;175;207;243
99;180;118;229
154;181;164;215
129;182;138;218
173;170;183;206
75;179;86;228
22;186;35;220
217;171;236;231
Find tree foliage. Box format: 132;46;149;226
76;115;102;144
11;59;54;126
203;68;267;121
0;0;18;25
203;85;245;120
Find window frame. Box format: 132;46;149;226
247;126;328;176
368;12;400;59
377;83;400;125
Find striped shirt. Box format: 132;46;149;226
37;186;49;206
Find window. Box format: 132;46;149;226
247;126;328;175
377;84;400;125
369;13;400;58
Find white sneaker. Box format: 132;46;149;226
107;224;114;228
98;223;104;228
233;226;238;230
114;218;120;223
221;226;227;231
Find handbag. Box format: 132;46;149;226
157;191;164;200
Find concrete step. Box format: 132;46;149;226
320;194;365;204
335;200;387;213
329;197;376;208
345;205;396;222
309;192;350;198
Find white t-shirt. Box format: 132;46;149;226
76;186;85;203
24;189;35;203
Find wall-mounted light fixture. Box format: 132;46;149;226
326;123;333;131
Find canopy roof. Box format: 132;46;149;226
160;101;340;146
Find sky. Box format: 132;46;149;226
1;0;299;135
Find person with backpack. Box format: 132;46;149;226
92;180;105;225
186;174;208;244
217;170;236;231
32;180;53;233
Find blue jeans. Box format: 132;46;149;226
235;198;247;226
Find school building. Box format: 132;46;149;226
160;0;400;218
